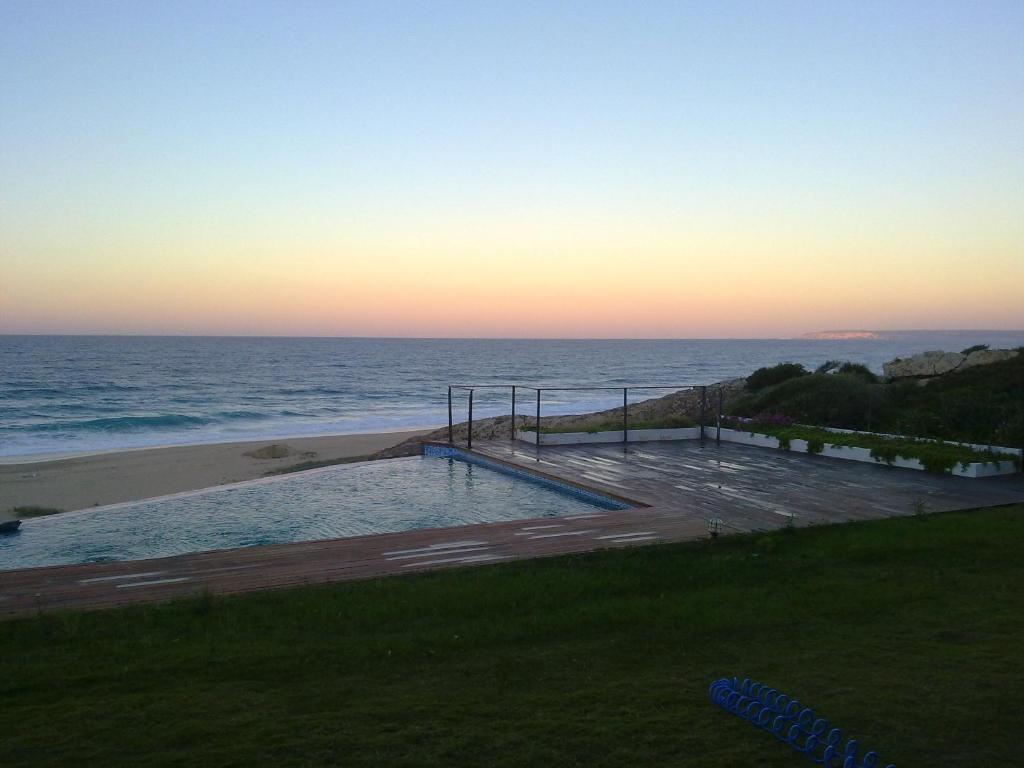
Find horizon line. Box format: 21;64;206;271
2;329;1024;342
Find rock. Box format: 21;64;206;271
243;444;293;460
883;348;1019;379
884;351;964;379
959;348;1019;370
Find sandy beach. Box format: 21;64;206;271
0;430;430;515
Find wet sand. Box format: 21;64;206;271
0;430;430;515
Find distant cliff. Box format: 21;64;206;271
799;330;881;340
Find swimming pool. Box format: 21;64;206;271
0;456;627;571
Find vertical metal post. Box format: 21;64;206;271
716;388;723;445
700;386;707;441
622;387;628;445
511;385;517;440
467;389;474;450
535;388;541;444
447;386;453;443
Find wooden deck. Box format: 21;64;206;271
2;439;1022;617
470;438;1024;525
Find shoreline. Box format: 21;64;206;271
0;429;432;515
0;424;439;466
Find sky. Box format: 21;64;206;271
1;1;1022;338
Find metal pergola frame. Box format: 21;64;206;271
446;383;726;450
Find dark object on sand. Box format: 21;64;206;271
244;443;294;459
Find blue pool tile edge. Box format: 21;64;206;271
423;444;632;511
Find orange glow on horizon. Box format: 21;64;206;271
4;216;1022;337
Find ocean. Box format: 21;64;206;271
2;332;1022;459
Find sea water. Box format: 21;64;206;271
2;332;1021;458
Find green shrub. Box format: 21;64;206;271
745;363;809;392
730;373;889;430
882;353;1024;445
836;362;879;383
813;360;877;383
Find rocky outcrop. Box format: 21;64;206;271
958;348;1020;371
883;348;1018;380
884;351;964;378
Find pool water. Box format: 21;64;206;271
0;456;623;571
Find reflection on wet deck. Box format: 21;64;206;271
473;438;1024;532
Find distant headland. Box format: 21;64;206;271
799;330;881;340
798;329;1024;341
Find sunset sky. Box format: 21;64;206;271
2;1;1022;338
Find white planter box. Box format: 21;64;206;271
952;460;1019;478
716;427;1019;477
516;429;625;445
515;429;539;445
516;427;701;446
629;427;703;442
817;443;921;470
710;427;781;450
816;425;1024;460
514;424;1019;478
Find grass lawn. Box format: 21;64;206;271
3;505;1022;767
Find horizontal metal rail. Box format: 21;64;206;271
450;384;711;391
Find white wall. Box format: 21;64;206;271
516;427;701;446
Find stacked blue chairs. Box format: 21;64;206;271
708;677;895;768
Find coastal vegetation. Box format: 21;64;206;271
379;351;1021;458
2;505;1022;766
814;360;878;382
745;362;809;391
509;353;1021;473
727;352;1024;447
